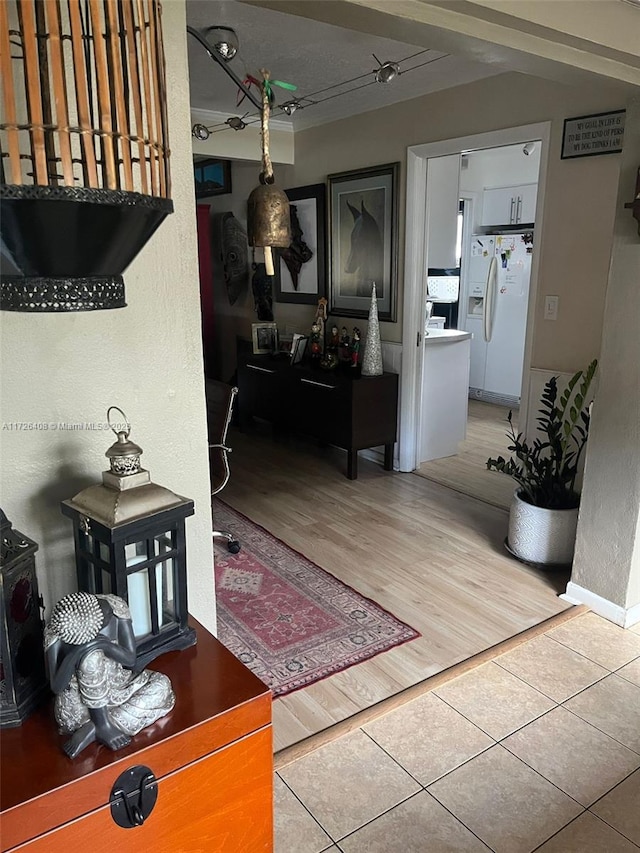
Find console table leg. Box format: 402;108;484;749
347;449;358;480
384;443;394;471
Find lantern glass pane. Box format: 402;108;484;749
125;541;148;566
101;569;112;595
127;568;152;638
160;558;175;626
154;533;175;626
98;542;110;563
81;531;93;553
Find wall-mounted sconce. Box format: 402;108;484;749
624;166;640;238
0;0;173;312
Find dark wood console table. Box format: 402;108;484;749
237;348;399;480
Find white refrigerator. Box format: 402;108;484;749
462;233;532;402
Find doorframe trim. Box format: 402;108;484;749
399;122;551;472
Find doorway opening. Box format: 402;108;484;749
418;142;542;507
399;123;551;510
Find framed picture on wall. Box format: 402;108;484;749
275;184;327;305
194;158;232;198
328;162;399;322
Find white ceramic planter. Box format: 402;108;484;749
507;490;579;566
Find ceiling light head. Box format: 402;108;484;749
191;123;210;141
522;141;536;156
205;26;239;61
373;54;400;84
281;100;301;116
226;116;246;131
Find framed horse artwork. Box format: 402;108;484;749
327;163;399;322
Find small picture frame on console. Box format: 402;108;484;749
252;322;278;355
290;334;308;365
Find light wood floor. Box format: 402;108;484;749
416;399;518;510
221;423;570;751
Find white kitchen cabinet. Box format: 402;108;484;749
419;330;471;463
481;183;537;226
425;154;460;269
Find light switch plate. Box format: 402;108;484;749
544;295;559;321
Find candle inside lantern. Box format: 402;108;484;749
125;544;163;638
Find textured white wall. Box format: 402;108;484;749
0;0;216;631
571;97;640;610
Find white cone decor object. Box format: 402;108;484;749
361;283;383;376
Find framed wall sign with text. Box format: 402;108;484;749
561;110;626;160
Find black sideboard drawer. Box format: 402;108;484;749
236;349;398;479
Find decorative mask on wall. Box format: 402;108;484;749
0;0;173;312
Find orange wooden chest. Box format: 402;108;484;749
0;620;273;852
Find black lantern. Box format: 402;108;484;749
61;408;196;667
0;510;48;727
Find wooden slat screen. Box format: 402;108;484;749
0;0;170;196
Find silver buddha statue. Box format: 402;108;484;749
45;592;175;759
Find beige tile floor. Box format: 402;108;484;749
275;612;640;853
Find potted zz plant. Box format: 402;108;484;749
487;360;597;567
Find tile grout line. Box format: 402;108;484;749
559;686;640;757
492;654;612;704
333;786;497;853
275;771;339;847
544;630;640;671
432;683;559;743
357;727;497;850
585;769;640;848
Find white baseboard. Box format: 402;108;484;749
561;582;640;629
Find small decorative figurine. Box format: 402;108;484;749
314;296;328;330
339;326;351;365
329;324;340;351
350;327;361;367
309;322;322;362
320;350;339;371
45;592;175;759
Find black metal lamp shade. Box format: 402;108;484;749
0;0;173;312
0;510;49;728
0;188;173;311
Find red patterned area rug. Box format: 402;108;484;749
213;500;420;698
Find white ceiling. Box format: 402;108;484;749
186;0;503;131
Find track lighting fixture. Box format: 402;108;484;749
192;123;210;141
522;141;536;156
226;116;247;131
204;26;239;61
373;54;400;84
281;100;301;116
187;26;262;111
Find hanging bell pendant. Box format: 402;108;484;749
247;174;291;253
